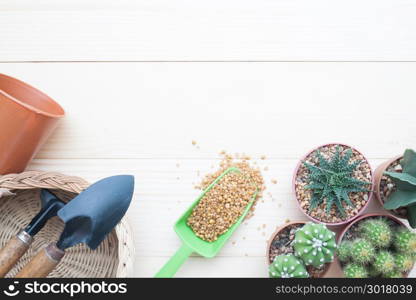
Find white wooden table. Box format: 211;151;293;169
1;0;416;277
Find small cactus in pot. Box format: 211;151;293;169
269;254;308;278
293;222;337;268
268;222;337;278
302;146;371;217
338;215;415;278
294;144;372;225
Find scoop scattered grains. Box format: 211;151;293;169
188;152;265;242
187;171;257;242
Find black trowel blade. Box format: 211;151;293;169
56;175;134;250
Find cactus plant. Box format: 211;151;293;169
336;241;352;262
394;228;416;255
384;270;403;278
269;254;308;278
350;239;375;265
373;251;395;275
340;216;412;278
359;218;392;248
395;253;414;272
343;263;368;278
303;146;370;216
293;222;336;268
383;149;416;228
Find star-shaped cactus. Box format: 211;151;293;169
293;222;337;268
269;254;309;278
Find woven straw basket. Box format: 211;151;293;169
0;171;134;278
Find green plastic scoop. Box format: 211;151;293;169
155;167;258;278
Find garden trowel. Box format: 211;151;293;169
15;175;134;278
0;190;65;277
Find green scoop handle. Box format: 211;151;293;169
155;167;258;278
155;244;193;278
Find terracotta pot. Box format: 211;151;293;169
293;143;374;226
266;221;331;278
374;155;405;219
337;213;412;278
0;74;64;174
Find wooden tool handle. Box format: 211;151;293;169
15;243;64;278
0;231;33;277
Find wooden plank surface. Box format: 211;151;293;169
1;0;416;61
1;62;415;160
1;1;416;277
0;62;413;277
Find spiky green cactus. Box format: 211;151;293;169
384;149;416;228
269;254;309;278
395;253;414;272
303;146;370;216
383;270;403;278
350;239;375;265
293;222;336;268
359;218;392;248
337;241;352;262
374;251;395;275
394;228;416;255
343;263;368;278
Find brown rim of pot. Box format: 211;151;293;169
266;221;330;278
374;155;405;219
337;213;413;278
293;143;374;226
0;73;65;118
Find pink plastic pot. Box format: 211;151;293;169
0;74;64;174
337;213;412;278
293;143;374;226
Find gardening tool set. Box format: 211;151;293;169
0;73;415;278
0;74;135;278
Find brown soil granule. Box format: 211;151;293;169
195;152;265;219
187;170;258;242
295;144;372;223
